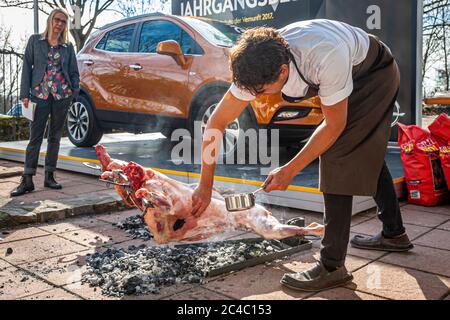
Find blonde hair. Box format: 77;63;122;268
42;9;69;44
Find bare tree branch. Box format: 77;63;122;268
422;0;450;95
0;0;116;51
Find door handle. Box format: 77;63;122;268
83;60;94;66
129;64;143;70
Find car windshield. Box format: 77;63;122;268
180;17;243;47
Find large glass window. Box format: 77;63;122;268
102;24;136;53
95;33;107;50
138;20;203;55
180;17;243;48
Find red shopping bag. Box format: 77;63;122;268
428;113;450;190
398;122;448;206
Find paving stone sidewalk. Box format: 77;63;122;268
0;159;449;300
0;160;127;228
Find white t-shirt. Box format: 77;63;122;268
229;19;370;106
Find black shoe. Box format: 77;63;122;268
10;175;35;197
44;171;62;189
280;261;353;292
350;232;414;252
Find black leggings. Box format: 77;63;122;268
320;161;405;268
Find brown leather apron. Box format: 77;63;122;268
284;34;400;196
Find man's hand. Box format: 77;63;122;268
21;98;29;108
192;90;248;216
262;165;296;192
191;184;213;217
264;98;349;191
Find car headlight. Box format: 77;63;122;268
272;108;311;121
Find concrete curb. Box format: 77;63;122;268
0;190;128;228
0;166;23;179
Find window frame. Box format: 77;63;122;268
94;32;108;51
93;23;138;54
134;18;205;56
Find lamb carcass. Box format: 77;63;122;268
95;145;324;244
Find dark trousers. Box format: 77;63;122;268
320;161;406;268
24;95;71;175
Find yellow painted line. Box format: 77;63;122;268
187;172;323;194
57;154;101;164
0;146;101;164
152;168;189;177
0;146;189;177
393;177;405;183
0;146;26;153
287;185;323;194
0;145;402;194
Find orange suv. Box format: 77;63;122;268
70;13;323;154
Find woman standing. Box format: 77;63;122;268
11;9;80;197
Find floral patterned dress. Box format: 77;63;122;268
31;45;73;100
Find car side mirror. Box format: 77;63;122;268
156;40;187;67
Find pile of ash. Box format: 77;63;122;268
115;215;152;240
82;240;276;297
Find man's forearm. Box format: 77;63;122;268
195;91;254;190
199;157;216;189
199;123;225;189
287;121;344;173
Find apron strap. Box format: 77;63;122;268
282;51;320;103
289;51;320;90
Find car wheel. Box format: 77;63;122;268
66;95;103;147
191;92;258;163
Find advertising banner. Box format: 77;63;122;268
172;0;422;139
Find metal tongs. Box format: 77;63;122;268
83;162;132;189
100;170;132;190
82;162;154;211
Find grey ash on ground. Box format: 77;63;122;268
115;214;153;240
82;241;276;297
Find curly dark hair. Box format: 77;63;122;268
230;27;290;96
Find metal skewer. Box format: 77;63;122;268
82;162;102;171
